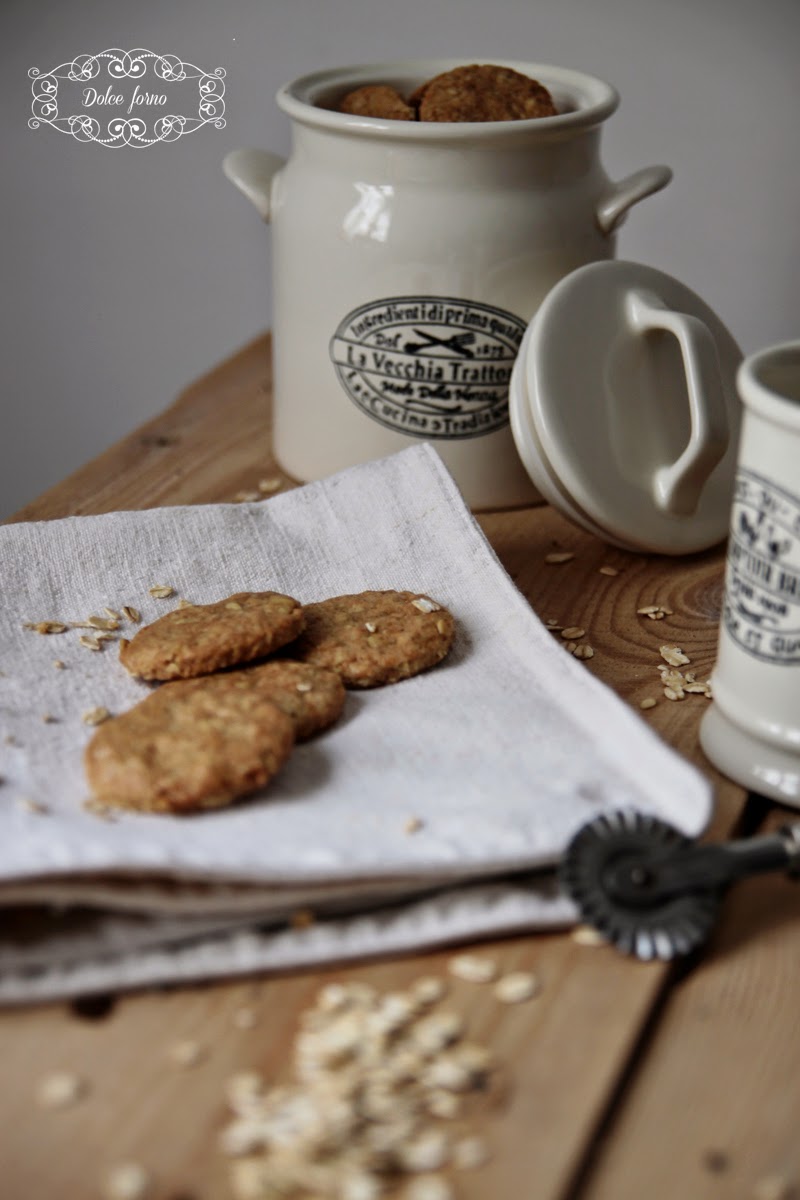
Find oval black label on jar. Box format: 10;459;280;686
724;468;800;664
329;296;526;440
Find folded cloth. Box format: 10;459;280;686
0;444;712;1002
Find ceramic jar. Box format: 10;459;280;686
701;342;800;806
224;59;671;509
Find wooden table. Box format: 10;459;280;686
2;335;799;1200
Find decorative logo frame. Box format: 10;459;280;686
29;49;225;147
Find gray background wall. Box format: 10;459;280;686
1;0;798;518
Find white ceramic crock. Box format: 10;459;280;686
224;59;672;510
700;342;800;806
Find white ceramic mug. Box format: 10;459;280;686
224;59;671;509
701;341;800;805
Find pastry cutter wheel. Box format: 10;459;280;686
560;809;800;962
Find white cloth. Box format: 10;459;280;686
0;445;712;1002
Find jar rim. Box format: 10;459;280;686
277;59;619;140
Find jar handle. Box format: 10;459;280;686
626;288;730;517
223;148;287;222
596;166;672;236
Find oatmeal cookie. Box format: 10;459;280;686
290;590;455;688
417;64;557;123
119;592;304;681
339;84;416;121
241;660;346;740
84;674;295;814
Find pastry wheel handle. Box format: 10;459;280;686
605;824;800;905
777;822;800;877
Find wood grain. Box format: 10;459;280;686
580;805;800;1200
0;333;763;1200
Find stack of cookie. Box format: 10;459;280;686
85;590;455;816
338;64;558;123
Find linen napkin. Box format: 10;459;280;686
0;445;712;1003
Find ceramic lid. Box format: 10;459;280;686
509;261;743;554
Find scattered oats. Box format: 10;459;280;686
452;1042;493;1080
372;991;417;1034
448;954;498;984
364;622;378;633
290;908;315;929
295;681;313;693
664;687;685;702
37;1071;86;1109
660;645;691;667
225;1071;267;1114
545;618;561;628
103;607;122;621
639;698;657;710
422;1056;473;1093
413;1011;464;1054
453;1135;490;1170
637;604;673;621
753;1175;797;1200
426;1089;462;1119
83;706;111;726
341;1171;384;1200
19;797;49;815
258;477;282;494
25;621;68;635
317;983;351;1013
571;924;607;947
599;565;619;576
168;1039;205;1068
565;642;577;653
411;597;440;614
102;1162;152;1200
561;626;585;640
405;816;424;835
233;1006;258;1031
685;680;713;696
79;634;102;651
94;632;117;644
234;490;260;503
53;659;66;669
404;1176;454;1200
219;1119;265;1158
121;606;141;624
41;712;57;724
494;971;540;1005
177;598;194;609
87;615;120;631
398;1129;450;1173
545;551;574;564
148;584;175;599
435;619;448;635
573;644;594;660
411;976;447;1007
221;977;497;1200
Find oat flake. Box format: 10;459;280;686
494;971;540;1004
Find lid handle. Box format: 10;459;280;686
626;289;730;517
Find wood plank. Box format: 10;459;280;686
578;804;800;1200
0;333;751;1200
8;334;280;523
